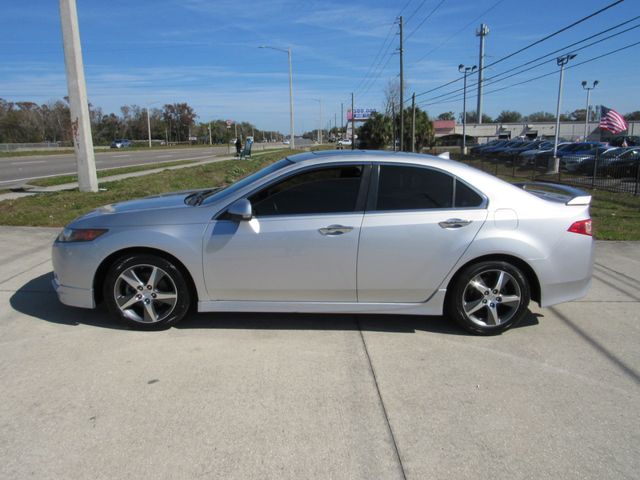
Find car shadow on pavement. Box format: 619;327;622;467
11;272;540;335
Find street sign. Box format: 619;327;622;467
347;108;376;121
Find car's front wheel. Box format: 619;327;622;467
103;254;191;329
447;260;531;335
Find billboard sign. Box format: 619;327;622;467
347;108;376;121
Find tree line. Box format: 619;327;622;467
0;98;283;145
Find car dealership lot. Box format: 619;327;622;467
0;227;638;479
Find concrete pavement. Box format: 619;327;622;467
0;228;638;479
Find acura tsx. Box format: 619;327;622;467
52;150;594;334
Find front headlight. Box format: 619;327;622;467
57;228;108;242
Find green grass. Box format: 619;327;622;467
28;160;199;187
0;149;300;227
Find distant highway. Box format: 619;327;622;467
0;143;290;188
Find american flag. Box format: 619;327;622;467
599;106;628;134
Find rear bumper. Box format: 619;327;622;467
52;274;95;309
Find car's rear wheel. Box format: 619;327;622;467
447;261;530;335
103;254;191;329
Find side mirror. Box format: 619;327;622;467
227;198;252;221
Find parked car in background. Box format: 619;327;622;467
479;139;526;158
577;146;640;176
516;141;557;165
563;146;618;172
110;139;132;148
52;150;594;336
470;139;501;155
336;139;352;149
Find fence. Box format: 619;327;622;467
460;150;640;196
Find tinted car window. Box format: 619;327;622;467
455;180;483;208
250;166;363;216
376;165;453;211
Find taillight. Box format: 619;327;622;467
568;219;592;236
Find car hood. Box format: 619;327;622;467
69;189;218;228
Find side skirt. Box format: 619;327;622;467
198;290;446;316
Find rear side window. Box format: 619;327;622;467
455;180;483;208
376;165;453;210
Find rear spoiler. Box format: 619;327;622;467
513;182;592;205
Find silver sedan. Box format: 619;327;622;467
52;150;594;334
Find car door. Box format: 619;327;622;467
357;164;488;303
202;164;369;302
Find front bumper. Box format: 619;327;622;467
52;273;95;309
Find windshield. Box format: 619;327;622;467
199;158;294;205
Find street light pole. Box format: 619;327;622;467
552;54;577;173
259;45;295;149
458;64;477;156
581;80;599;140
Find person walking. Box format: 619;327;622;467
235;136;242;157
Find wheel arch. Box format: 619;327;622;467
445;254;541;306
93;247;199;307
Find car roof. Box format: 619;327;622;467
287;150;501;183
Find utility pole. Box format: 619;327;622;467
552;54;577;173
459;64;477;156
392;102;396;152
399;15;404;152
319;99;323;144
59;0;97;192
411;92;416;153
351;92;355;150
476;24;489;125
208;122;212;145
146;106;152;148
581;80;599;139
341;103;344;138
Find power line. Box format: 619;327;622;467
410;0;505;66
418;40;640;108
484;0;624;71
406;0;448;40
352;21;397;93
411;0;625;101
405;0;430;24
416;19;640;105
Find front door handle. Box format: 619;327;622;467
318;225;353;236
438;218;472;229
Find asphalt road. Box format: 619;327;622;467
0;143;288;188
1;228;638;479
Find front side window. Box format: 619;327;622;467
249;165;363;216
376;165;453;211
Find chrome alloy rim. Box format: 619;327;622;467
113;264;178;324
462;269;522;327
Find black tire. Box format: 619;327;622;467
446;260;530;335
103;254;191;330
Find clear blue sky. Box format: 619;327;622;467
1;0;638;134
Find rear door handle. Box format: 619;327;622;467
438;218;472;229
318;225;353;236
